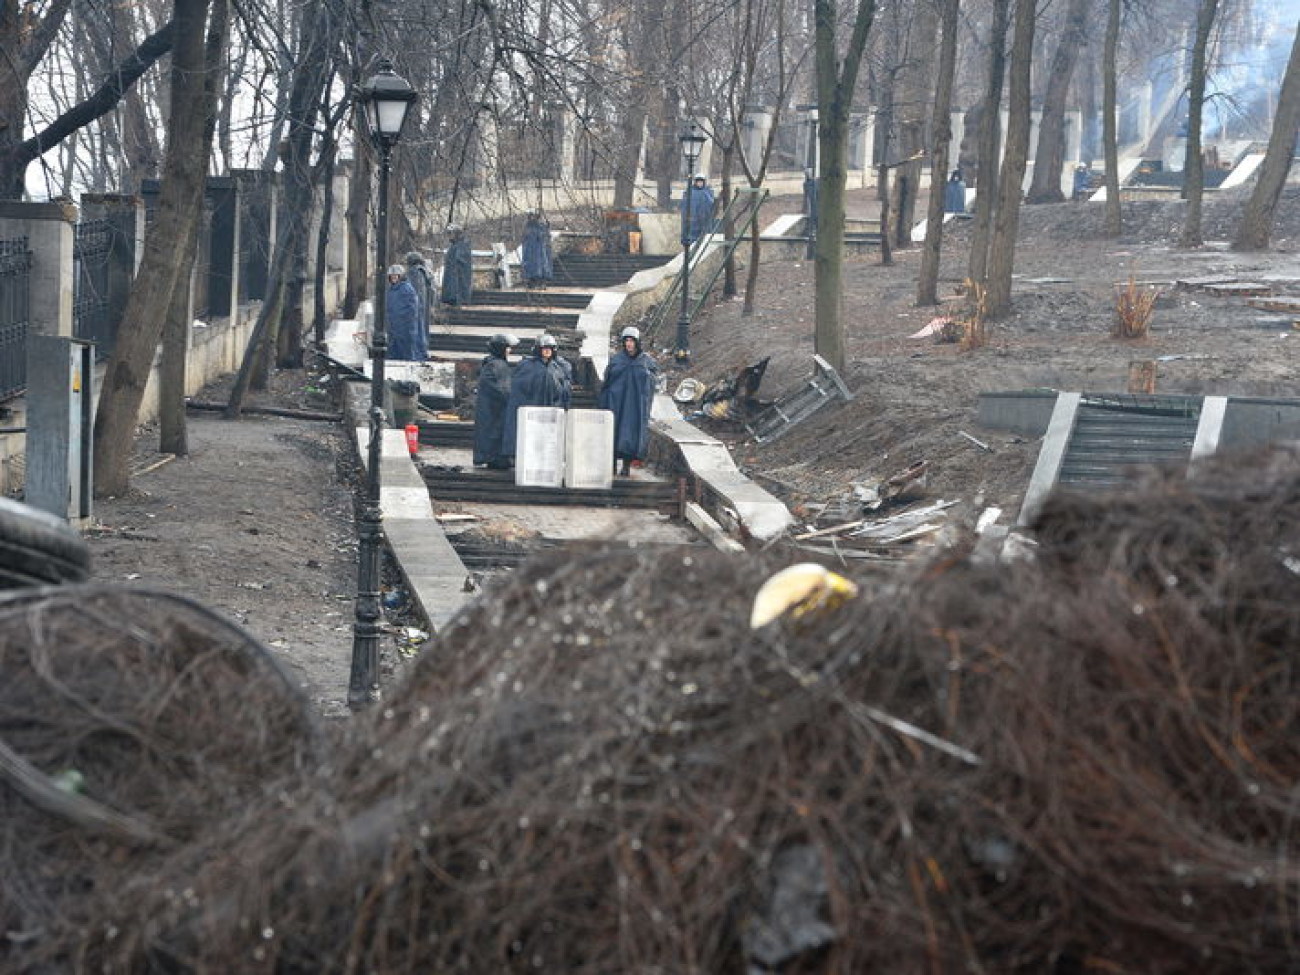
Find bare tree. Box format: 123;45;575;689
1025;0;1092;203
1232;19;1300;251
966;0;1010;286
1102;0;1122;235
725;0;810;315
812;0;878;372
886;0;940;248
93;0;227;496
982;0;1036;319
0;11;173;199
1179;0;1222;248
917;0;961;306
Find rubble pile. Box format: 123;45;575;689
3;448;1299;972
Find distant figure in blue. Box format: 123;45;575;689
521;211;554;288
679;173;716;246
944;169;967;214
404;250;436;333
440;225;473;305
474;333;517;469
1072;163;1091;201
600;325;657;477
384;264;427;361
501;334;572;462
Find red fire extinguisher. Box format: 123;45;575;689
404;424;419;458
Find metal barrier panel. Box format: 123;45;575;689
74;219;114;359
0;236;32;401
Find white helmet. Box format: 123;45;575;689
693;172;707;181
620;326;641;341
386;264;405;277
537;334;558;349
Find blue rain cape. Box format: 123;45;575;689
600;346;657;460
385;279;427;361
679;184;716;244
441;238;473;305
521;216;554;282
473;353;514;465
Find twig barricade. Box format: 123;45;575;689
4;446;1300;972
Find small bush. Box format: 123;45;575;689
1113;276;1157;339
960;278;988;350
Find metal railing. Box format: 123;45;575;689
74;218;115;359
0;236;32;402
644;186;769;344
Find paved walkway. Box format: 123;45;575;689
84;408;359;718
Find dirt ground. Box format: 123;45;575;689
82;182;1300;711
683;183;1300;521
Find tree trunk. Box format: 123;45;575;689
1102;0;1122;236
345;109;373;315
613;74;651;209
967;0;1010;286
1025;0;1090;203
721;143;737;297
878;162;893;266
313;145;337;348
1179;0;1221;249
917;0;961;306
244;2;335;373
983;0;1036;319
1232;19;1300;251
93;0;223;497
889;1;939;245
159;254;195;457
813;0;877;373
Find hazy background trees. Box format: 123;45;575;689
4;0;1298;487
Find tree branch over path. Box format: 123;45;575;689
5;20;174;176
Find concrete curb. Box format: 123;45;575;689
341;382;473;634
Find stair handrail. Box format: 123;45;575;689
644;186;770;346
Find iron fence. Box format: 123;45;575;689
0;236;32;402
74;218;115;359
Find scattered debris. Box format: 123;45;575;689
958;430;994;452
745;356;852;443
696;357;771;420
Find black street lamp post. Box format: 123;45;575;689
348;59;417;709
674;121;707;364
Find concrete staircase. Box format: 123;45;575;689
552;254;669;288
1057;397;1202;488
469;291;594;310
1018;392;1227;526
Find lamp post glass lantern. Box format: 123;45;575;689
349;59;417;708
675;121;707;363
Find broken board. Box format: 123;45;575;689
1175;275;1241;290
1247;296;1300;314
1201;282;1274;298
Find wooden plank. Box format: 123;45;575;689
684;502;745;553
1174;275;1239;290
1247;296;1300;313
1202;282;1273;297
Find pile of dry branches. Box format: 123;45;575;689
0;587;322;967
4;447;1299;973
